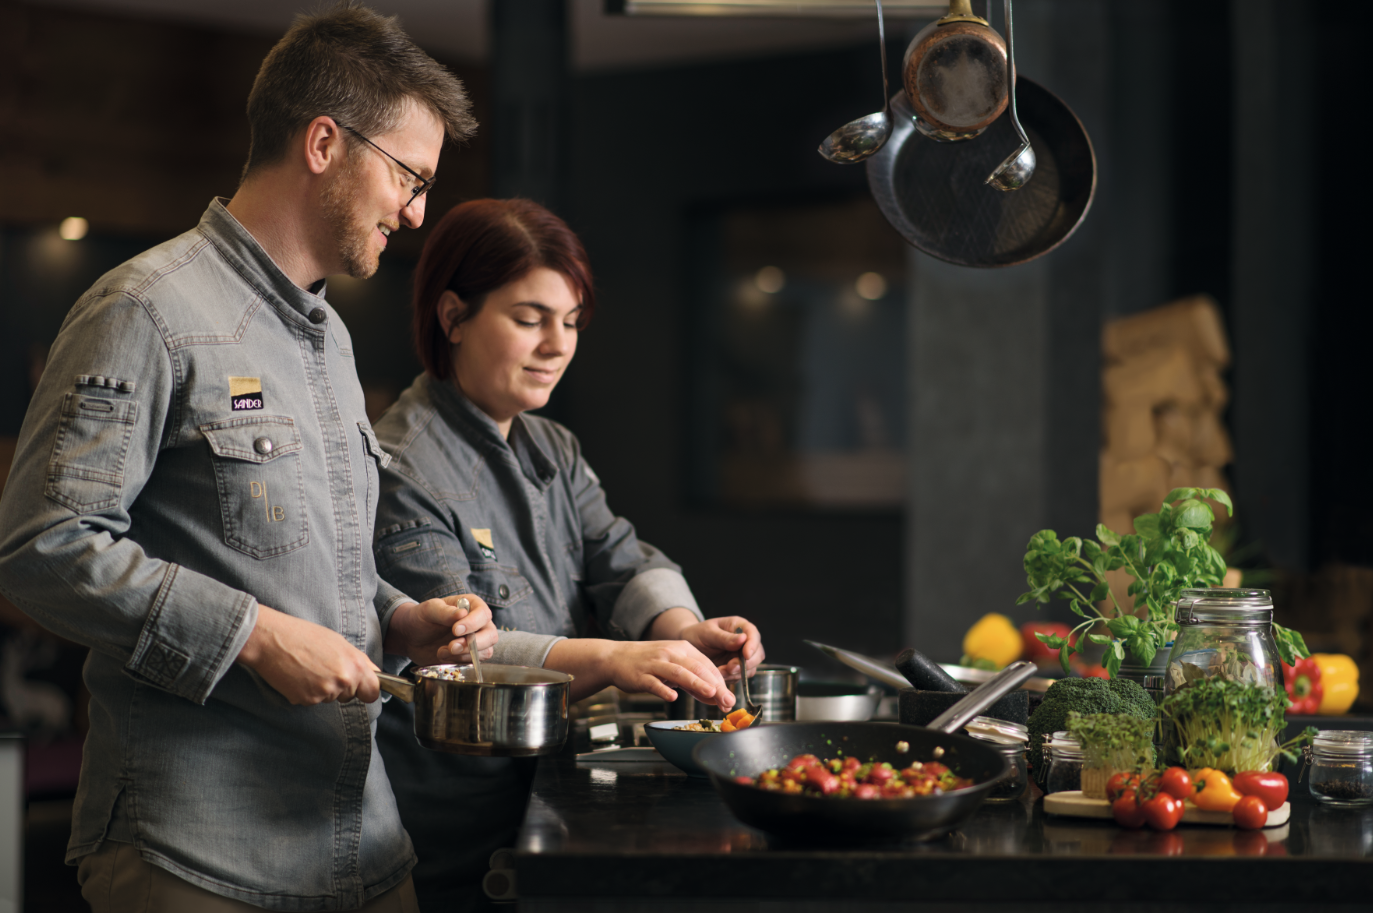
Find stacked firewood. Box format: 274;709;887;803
1099;297;1233;607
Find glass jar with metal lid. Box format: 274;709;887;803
1043;731;1084;795
1303;730;1373;807
1161;588;1282;694
966;716;1029;803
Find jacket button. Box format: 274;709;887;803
498;584;510;600
254;437;274;455
308;307;327;324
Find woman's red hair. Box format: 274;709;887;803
413;198;595;380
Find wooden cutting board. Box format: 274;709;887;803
1044;790;1290;827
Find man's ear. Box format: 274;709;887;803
437;290;467;343
303;116;345;176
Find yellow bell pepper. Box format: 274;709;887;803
962;613;1022;669
1192;768;1242;812
1310;653;1359;715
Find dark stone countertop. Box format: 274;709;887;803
515;745;1372;911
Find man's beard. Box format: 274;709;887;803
320;154;379;280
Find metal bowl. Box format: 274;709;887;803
795;682;883;722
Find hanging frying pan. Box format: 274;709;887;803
866;77;1096;268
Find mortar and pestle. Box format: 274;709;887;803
895;646;1029;725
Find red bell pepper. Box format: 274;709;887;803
1021;622;1075;661
1282;656;1323;716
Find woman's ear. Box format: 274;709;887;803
437;290;466;344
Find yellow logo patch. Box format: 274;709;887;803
471;528;496;560
229;376;263;411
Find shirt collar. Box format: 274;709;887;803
422;375;559;490
197;198;332;325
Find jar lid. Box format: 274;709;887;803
966;715;1028;745
1044;730;1083;755
1175;588;1273;626
1313;730;1373;757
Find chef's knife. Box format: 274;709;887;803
803;640;911;691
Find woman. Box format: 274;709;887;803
373;198;766;910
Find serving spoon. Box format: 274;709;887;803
984;0;1035;191
458;597;483;683
735;626;763;725
818;0;891;164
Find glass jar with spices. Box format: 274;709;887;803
1304;730;1373;807
966;716;1029;803
1163;589;1283;693
1043;731;1084;794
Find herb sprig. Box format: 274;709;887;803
1016;487;1309;678
1066;711;1156;772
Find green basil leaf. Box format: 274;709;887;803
1089;581;1110;603
1087;633;1112;645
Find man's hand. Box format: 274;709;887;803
237;604;381;705
675;617;766;682
545;638;736;708
384;594;498;667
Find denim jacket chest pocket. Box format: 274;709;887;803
200;415;308;559
464;563;533;612
358;422;389;533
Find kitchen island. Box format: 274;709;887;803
514;747;1372;912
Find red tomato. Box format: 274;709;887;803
853;783;879;799
735;775;752;785
1112;792;1147;829
924;762;950;777
868;765;895;784
781;767;807;785
841;756;862;773
1232;795;1268;830
1233;771;1288;809
787;754;821;771
1142;792;1184;831
1158;767;1196;801
1106;772;1141;802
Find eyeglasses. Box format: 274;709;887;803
339;124;436;208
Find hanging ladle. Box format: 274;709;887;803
984;0;1035;191
818;0;891;164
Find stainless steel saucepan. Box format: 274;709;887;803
377;664;572;757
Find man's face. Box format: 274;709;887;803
320;103;444;279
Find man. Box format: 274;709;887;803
0;3;489;909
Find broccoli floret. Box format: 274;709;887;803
1027;677;1155;782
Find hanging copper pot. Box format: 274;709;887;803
902;0;1008;142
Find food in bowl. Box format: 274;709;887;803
736;753;973;798
675;708;757;732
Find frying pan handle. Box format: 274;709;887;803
376;671;415;703
926;661;1035;733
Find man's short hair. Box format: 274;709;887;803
242;1;476;179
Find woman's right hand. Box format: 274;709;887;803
545;638;736;708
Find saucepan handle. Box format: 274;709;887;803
376;671;415;703
926;660;1036;733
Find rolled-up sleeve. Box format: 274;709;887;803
567;442;702;641
0;291;257;705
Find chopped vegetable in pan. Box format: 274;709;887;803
735;754;973;798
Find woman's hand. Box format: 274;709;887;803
672;617;766;682
545;638;736;707
384;594;498;667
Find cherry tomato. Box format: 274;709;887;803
1233;771;1288;809
734;775;752;785
1106;772;1142;802
841;756;862;773
853;783;879;799
1112;792;1147;829
1158;767;1196;801
1142;792;1184;831
1232;794;1268;830
787;754;821;771
868;765;896;784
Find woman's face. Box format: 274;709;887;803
443;267;581;434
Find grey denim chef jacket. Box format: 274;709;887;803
0;201;417;910
370;373;701;905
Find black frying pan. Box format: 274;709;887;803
866;77;1096;267
692;662;1035;841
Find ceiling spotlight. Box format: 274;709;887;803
59;217;89;241
855;272;887;300
755;266;785;295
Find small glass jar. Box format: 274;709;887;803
1163;589;1282;694
1044;731;1084;794
1306;730;1373;807
966;716;1028;803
